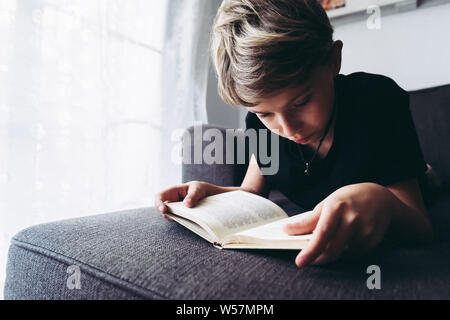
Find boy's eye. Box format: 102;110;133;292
293;96;311;108
255;95;311;118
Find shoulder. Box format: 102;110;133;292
341;72;408;100
338;72;409;119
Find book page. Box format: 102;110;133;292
165;213;216;244
223;212;313;245
164;190;288;240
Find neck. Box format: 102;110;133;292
317;115;337;159
305;105;338;159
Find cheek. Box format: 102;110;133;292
301;103;324;127
261;121;281;134
259;119;294;138
308;98;333;127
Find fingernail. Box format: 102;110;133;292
296;255;305;268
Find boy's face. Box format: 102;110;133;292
247;65;338;147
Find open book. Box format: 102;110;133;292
164;190;313;250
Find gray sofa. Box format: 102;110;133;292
4;83;450;300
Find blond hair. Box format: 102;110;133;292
210;0;334;107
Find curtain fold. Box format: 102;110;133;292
159;0;219;189
0;0;217;297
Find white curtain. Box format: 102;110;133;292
160;0;218;189
0;0;218;297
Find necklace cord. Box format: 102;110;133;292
297;92;338;172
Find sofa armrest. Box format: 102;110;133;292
181;124;248;187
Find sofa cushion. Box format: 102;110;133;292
410;84;450;188
5;193;450;299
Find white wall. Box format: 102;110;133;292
336;1;450;91
206;1;450;129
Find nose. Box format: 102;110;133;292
277;114;299;138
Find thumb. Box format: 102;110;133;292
183;184;202;207
283;201;324;235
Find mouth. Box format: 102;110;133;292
292;134;313;144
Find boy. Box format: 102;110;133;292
155;0;432;268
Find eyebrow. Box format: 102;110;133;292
249;84;313;114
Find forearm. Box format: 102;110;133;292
385;190;434;245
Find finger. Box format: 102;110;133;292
183;182;203;207
344;231;366;256
346;231;384;257
155;185;189;213
283;210;320;235
283;200;324;235
295;203;343;268
154;193;167;214
312;221;355;265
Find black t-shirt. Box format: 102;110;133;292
245;72;427;211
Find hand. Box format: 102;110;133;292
154;181;210;217
283;183;395;267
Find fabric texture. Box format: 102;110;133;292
245;72;428;211
181;124;249;187
409;84;450;188
0;0;220;292
4;197;450;300
4;81;450;300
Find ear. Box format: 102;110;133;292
329;40;343;76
